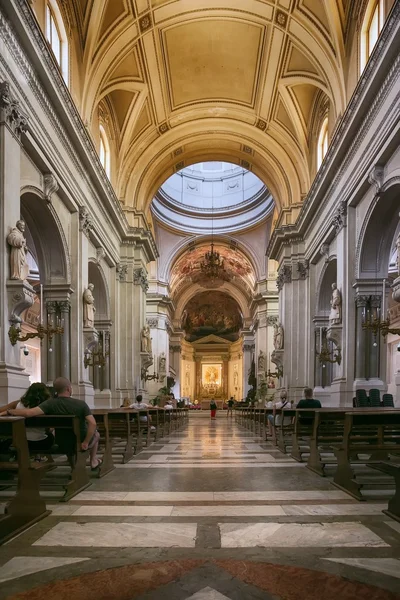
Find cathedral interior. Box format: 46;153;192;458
0;0;400;598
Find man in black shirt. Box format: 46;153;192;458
296;387;321;424
8;377;101;470
227;397;235;417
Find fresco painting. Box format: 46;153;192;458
181;291;243;341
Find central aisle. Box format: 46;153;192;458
1;413;400;599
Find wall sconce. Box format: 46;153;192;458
317;344;341;368
267;365;283;379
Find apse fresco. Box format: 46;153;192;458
182;291;243;341
172;246;254;282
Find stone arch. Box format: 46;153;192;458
357;179;400;279
88;260;110;321
20;187;71;285
174;282;251;327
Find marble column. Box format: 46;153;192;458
59;300;70;380
46;301;57;385
369;295;381;379
355;295;368;380
0;81;30;401
102;331;111;391
242;341;254;399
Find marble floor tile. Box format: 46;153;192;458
219;522;389;547
324;558;400;579
0;556;89;583
124;492;215;501
213;491;350;501
116;462;305;469
171;505;286;517
72;491;129;501
49;505;80;516
33;522;197;547
72;505;173;516
384;520;400;534
282;504;386;516
185;587;232;600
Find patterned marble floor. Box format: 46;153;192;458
1;414;400;599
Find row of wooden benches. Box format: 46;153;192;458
0;407;188;545
235;406;400;522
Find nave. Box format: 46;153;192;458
1;415;400;600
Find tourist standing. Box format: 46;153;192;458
210;398;217;420
226;397;234;417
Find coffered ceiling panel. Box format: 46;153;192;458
162;19;265;109
67;0;350;219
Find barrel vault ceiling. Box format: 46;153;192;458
65;0;352;220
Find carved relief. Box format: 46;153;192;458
276;265;292;291
297;260;309;279
43;172;58;202
146;318;159;328
331;201;347;234
116;263;128;282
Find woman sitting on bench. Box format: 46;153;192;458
16;383;55;460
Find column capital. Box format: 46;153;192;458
355;295;369;308
0;81;28;138
276;265;292;291
116;263;128;282
58;300;71;312
133;267;149;292
46;300;58;314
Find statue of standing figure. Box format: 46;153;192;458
159;352;166;372
141;325;152;353
83;283;96;328
7;220;30;280
329;282;342;325
258;350;265;372
396;231;400;275
273;322;284;350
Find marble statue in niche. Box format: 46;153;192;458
141;325;152;353
159;352;166;372
233;369;238;387
7;220;29;280
83;283;96;328
329;283;342;325
273;323;284;350
258;350;265;372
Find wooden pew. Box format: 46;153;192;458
306;409;347;475
0;417;51;544
275;408;296;453
106;411;134;462
24;415;92;501
290;409;319;461
370;462;400;522
92;410;115;477
331;410;400;500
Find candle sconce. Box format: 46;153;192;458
141;366;159;382
267;365;283;379
84;337;109;369
317;344;342;367
8;283;64;348
9;322;64;347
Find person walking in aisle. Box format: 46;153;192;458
210;398;217;420
226;397;234;417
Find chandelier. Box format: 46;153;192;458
200;183;225;281
362;278;400;345
200;242;225;280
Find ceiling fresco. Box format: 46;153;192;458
181;291;243;342
171;245;255;288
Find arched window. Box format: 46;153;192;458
45;1;69;83
317;117;329;169
360;0;384;73
99;125;111;178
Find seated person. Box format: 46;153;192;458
120;398;131;408
164;399;173;410
128;394;155;431
7;377;102;470
296;387;321;423
17;383;55;459
267;390;291;436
